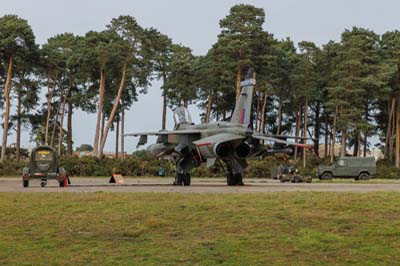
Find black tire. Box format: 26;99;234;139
23;180;29;187
293;176;302;183
227;173;236;186
235;174;244;186
40;181;47;187
358;172;370;181
174;174;183;185
321;172;333;180
183;174;191;186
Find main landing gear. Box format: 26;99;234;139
174;173;191;186
227;172;244;186
219;159;245;186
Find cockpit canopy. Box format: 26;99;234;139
173;107;192;128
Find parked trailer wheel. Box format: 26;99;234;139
23;180;29;187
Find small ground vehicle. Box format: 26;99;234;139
22;145;69;187
271;165;312;183
318;157;376;180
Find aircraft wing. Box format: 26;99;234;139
193;133;244;147
124;129;203;137
262;134;317;141
252;133;313;149
124;129;203;148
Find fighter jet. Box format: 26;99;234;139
125;69;313;186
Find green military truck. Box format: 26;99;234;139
317;157;376;180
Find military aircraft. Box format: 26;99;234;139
125;69;313;186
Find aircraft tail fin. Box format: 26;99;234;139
230;68;256;126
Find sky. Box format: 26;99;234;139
1;0;400;153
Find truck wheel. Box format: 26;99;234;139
23;180;29;187
358;172;370;181
321;172;333;180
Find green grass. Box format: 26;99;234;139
1;192;400;266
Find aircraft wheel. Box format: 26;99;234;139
174;174;183;186
23;180;29;187
183;174;191;186
227;173;236;186
235;174;244;186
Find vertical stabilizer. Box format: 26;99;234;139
230;68;256;126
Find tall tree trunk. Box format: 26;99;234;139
93;68;105;156
100;110;105;145
121;106;125;160
16;89;22;162
45;81;54;145
161;74;167;130
67;98;73;155
385;97;394;157
396;94;400;168
390;105;395;162
314;101;320;157
99;63;127;158
341;128;347;157
303;97;308;168
205;94;213;123
235;66;241;101
276;96;283;135
57;80;72;156
294;107;301;160
1;55;13;161
324;111;329;158
257;95;262;132
115;119;119;159
331;106;338;163
255;94;260;131
50;75;66;147
353;130;360;157
50;98;62;147
363;103;369;157
260;94;268;135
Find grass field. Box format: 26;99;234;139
0;192;399;266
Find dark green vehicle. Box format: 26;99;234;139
318;157;376;180
22;145;69;187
